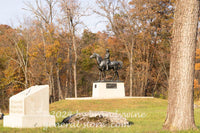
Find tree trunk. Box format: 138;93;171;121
49;73;53;103
141;64;145;96
69;46;73;98
72;30;77;98
24;64;28;89
65;69;69;98
144;42;150;96
129;50;133;96
133;75;136;96
25;41;29;89
65;46;73;98
163;0;199;131
49;64;54;103
51;67;55;102
56;63;63;100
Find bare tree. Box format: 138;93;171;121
59;0;82;98
163;0;199;130
18;20;33;89
5;20;32;89
24;0;58;102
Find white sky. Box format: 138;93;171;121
0;0;106;33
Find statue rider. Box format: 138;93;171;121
104;49;110;70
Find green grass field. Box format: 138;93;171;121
0;98;200;133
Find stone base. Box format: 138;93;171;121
92;82;125;98
3;115;55;128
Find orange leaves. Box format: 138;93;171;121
30;41;61;58
0;24;16;46
195;49;200;99
195;49;200;70
194;79;200;99
194;79;199;89
195;63;200;70
196;49;200;59
29;52;38;58
107;37;119;46
45;40;60;58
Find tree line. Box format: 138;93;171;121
0;0;200;111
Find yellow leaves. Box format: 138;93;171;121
3;60;17;79
54;40;61;48
194;79;200;99
30;52;38;58
107;37;120;46
195;49;200;70
57;57;63;64
196;49;200;59
37;42;44;48
45;40;61;58
194;79;199;89
28;43;42;58
46;24;55;35
195;63;200;70
29;40;61;59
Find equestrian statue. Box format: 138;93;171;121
90;49;123;81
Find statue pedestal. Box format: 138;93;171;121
92;82;125;99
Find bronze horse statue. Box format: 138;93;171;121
90;53;123;81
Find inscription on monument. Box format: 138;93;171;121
106;83;117;89
10;100;23;114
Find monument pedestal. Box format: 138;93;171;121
3;85;55;128
92;82;125;99
4;115;55;128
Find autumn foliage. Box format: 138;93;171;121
0;0;200;111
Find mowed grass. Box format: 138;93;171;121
0;98;200;133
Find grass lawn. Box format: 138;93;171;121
0;98;200;133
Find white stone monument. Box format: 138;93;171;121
92;82;125;99
3;85;55;128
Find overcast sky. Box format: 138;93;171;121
0;0;106;33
